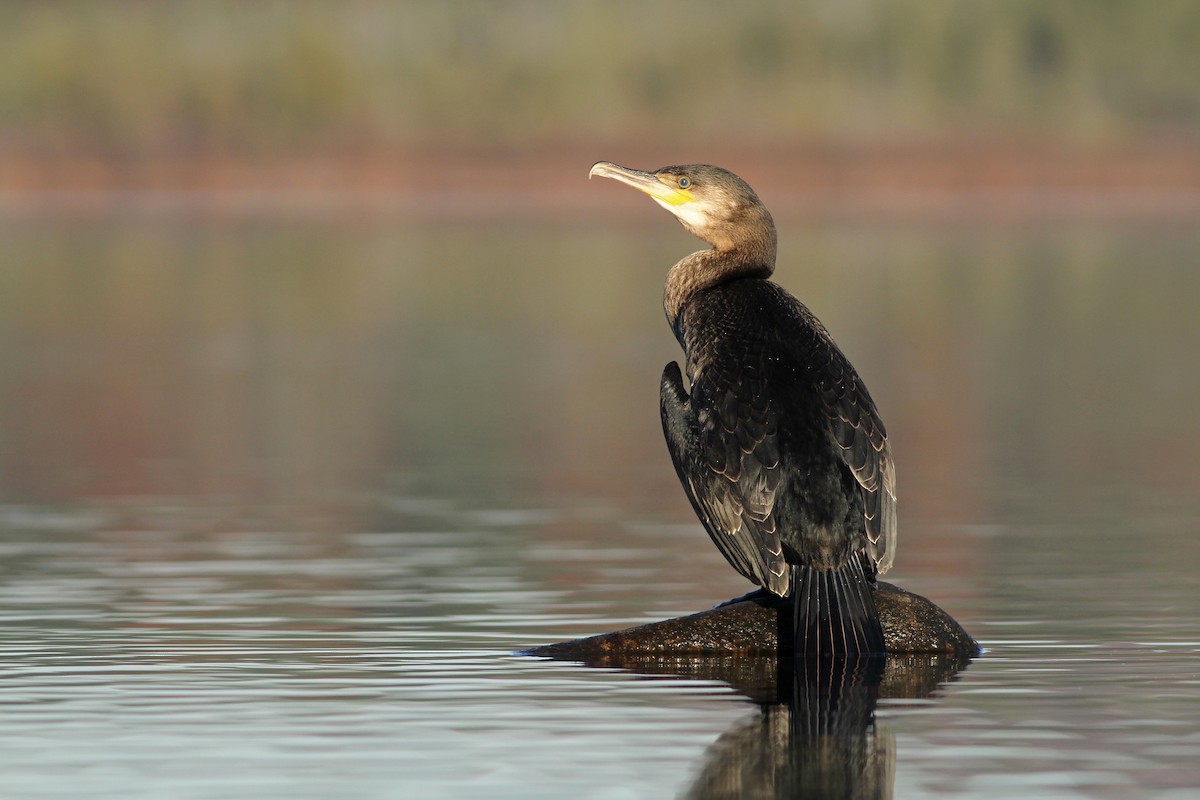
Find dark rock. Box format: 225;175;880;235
524;581;979;660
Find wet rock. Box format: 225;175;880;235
525;581;978;660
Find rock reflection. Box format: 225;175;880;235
685;657;890;800
560;653;969;800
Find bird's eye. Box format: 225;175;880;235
678;177;691;189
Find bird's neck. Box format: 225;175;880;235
664;244;775;328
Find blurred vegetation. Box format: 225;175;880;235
0;0;1198;157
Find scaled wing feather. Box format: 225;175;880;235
660;361;790;596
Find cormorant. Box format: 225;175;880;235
589;161;896;657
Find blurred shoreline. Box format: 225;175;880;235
3;142;1198;222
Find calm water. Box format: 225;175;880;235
0;211;1197;799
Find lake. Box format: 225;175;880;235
0;208;1197;798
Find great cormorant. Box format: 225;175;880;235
589;161;896;657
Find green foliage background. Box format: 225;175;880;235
1;0;1198;156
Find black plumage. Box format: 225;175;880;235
590;161;896;657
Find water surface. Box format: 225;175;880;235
0;213;1197;798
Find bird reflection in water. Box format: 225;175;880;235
684;656;891;800
556;652;968;800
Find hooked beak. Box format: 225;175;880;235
588;161;695;207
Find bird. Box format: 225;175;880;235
589;161;896;657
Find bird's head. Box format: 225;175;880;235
588;161;775;260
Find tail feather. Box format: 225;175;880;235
792;556;886;658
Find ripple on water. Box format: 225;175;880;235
1;513;1199;798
